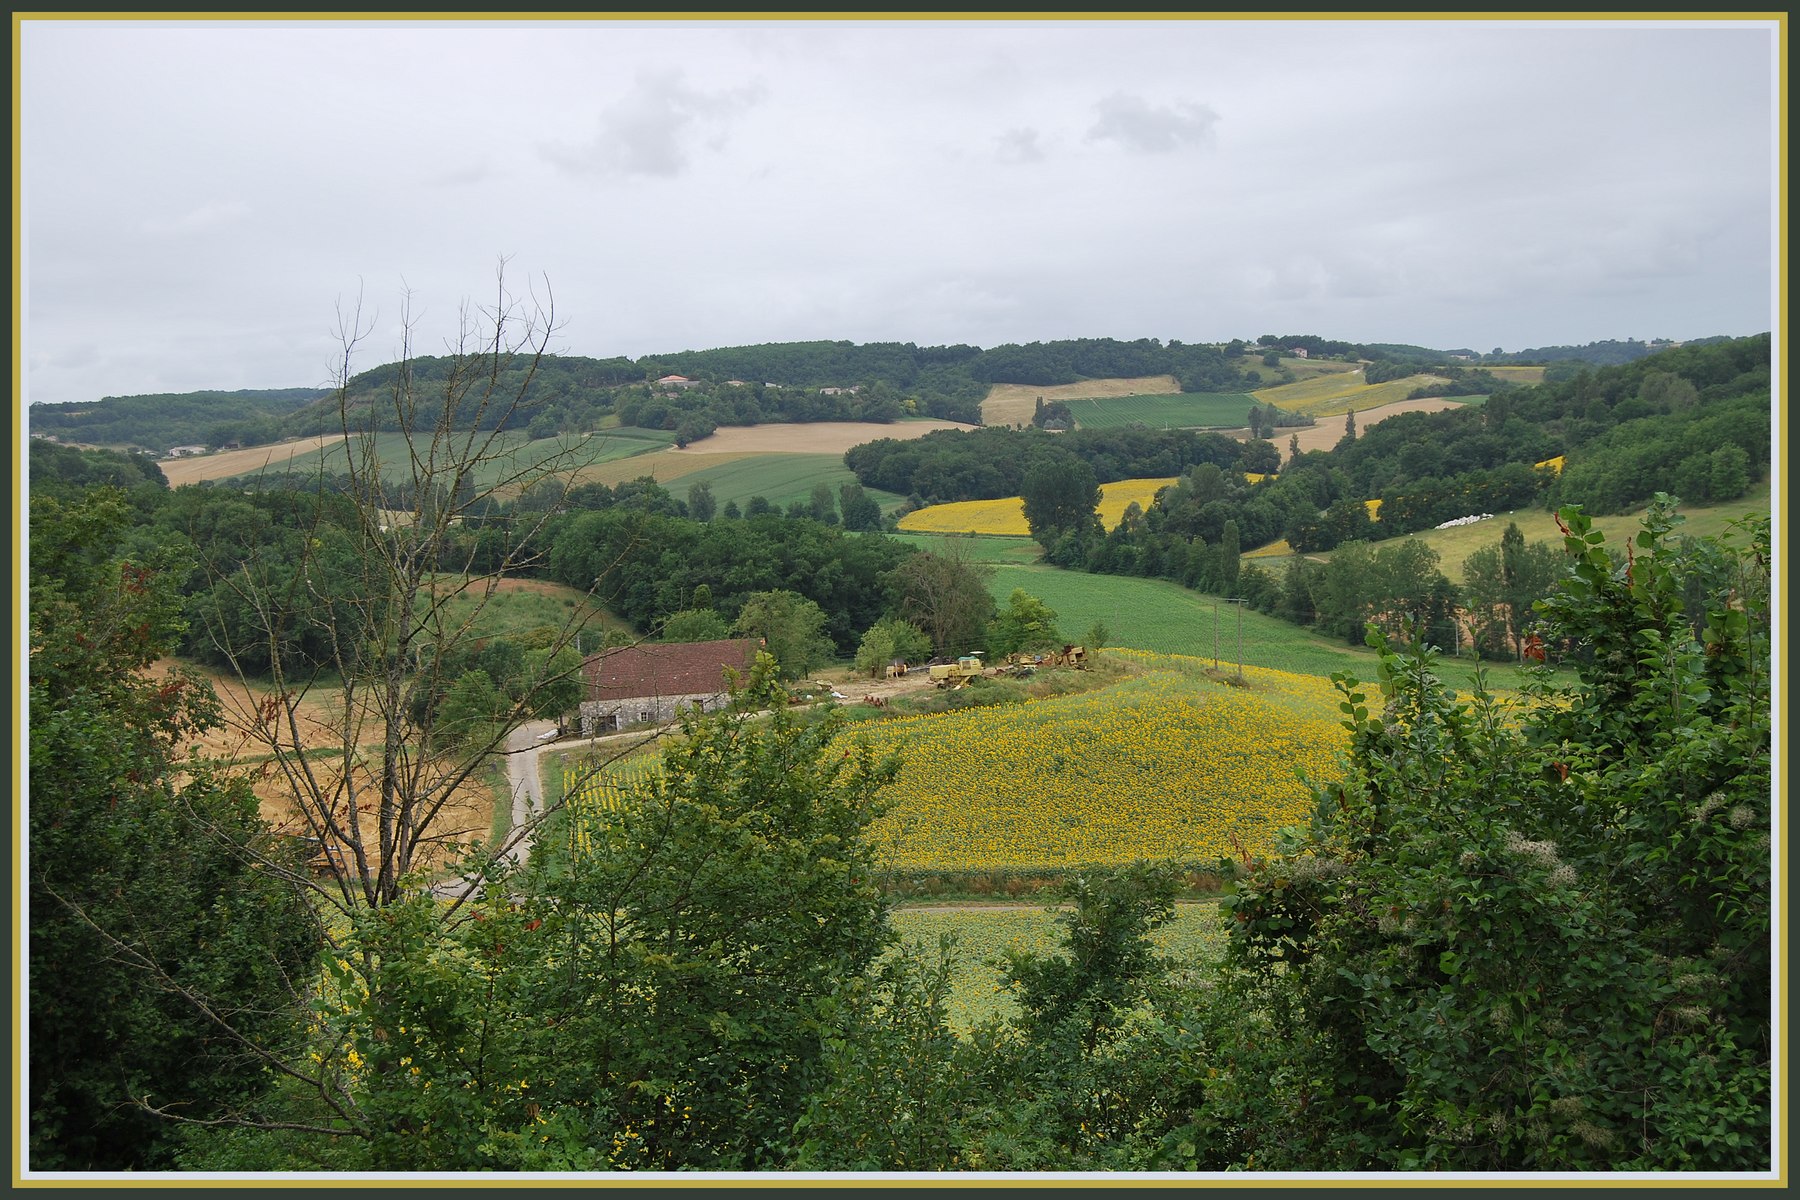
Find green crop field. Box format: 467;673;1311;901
663;453;906;515
979;562;1551;694
987;564;1347;671
888;902;1230;1033
888;532;1045;566
1063;392;1258;431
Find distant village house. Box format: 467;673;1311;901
578;637;758;735
165;444;208;457
654;374;703;390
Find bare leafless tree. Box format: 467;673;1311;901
192;262;652;914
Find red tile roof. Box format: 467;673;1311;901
583;638;758;703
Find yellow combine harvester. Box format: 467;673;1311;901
927;654;986;689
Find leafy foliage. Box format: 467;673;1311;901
1209;500;1771;1170
28;489;318;1169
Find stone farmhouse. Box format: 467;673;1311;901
577;637;759;736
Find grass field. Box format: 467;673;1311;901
1482;365;1547;385
888;902;1230;1033
1062;393;1257;431
1251;371;1450;417
429;575;621;646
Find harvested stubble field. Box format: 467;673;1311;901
556;419;974;493
157;434;348;487
151;659;496;873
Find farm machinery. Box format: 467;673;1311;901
999;645;1087;674
927;653;986;689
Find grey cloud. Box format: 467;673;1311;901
995;127;1046;164
1087;92;1219;154
542;70;766;179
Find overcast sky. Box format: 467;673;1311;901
18;16;1781;410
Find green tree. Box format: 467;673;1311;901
1499;520;1561;654
28;489;317;1169
809;480;838;525
1218;518;1241;594
986;588;1064;660
1708;443;1751;501
1020;453;1102;552
660;606;731;643
793;936;975;1170
686;480;717;522
520;644;584;721
888;543;995;657
837;481;884;532
1003;863;1177;1054
1465;523;1563;660
434;669;506;748
853;616;932;678
733;589;835;680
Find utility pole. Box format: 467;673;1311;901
1228;597;1247;680
1212;600;1219;670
